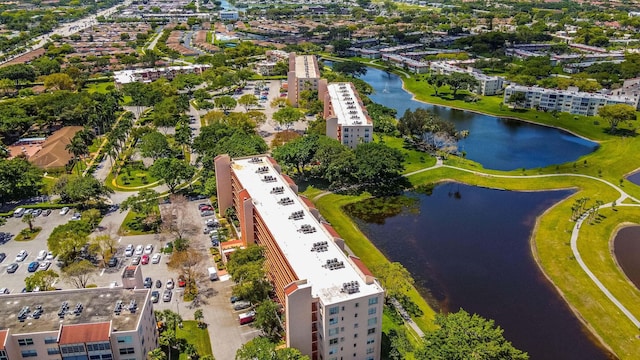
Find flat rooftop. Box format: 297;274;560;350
294;55;319;79
0;288;149;334
327;83;372;127
231;156;382;305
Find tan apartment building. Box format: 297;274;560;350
215;154;384;360
319;81;374;149
287;53;321;107
0;288;158;360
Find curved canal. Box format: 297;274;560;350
347;184;615;359
351;65;599;171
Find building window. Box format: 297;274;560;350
117;336;133;344
354;323;359;328
355;302;359;308
47;348;61;355
44;336;58;344
0;350;7;360
328;327;339;336
17;338;34;346
368;307;376;315
87;342;110;351
367;338;375;344
20;350;37;357
119;348;135;355
329;317;338;325
329;306;339;315
367;328;376;335
367;347;375;354
368;317;378;326
329;347;338;355
330;338;338;345
61;345;85;354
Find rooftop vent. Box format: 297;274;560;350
324;258;345;270
311;241;328;252
298;224;317;234
129;299;137;313
74;303;83;316
289;210;304;220
249;157;263;163
58;301;69;318
262;175;277;183
341;281;360;294
32;305;43;319
18;306;30;322
270;186;284;194
255;166;269;174
114;300;123;315
278;197;294;205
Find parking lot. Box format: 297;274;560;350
0;199;258;358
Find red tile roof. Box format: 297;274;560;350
0;329;7;349
299;196;316;210
59;322;111;344
322;223;341;239
349;256;373;277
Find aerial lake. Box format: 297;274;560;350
613;226;640;290
345;64;599;171
347;183;614;359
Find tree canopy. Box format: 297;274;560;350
0;157;42;204
149;158;195;193
416;310;529;360
597;103;637;132
236;337;308;360
53;175;113;204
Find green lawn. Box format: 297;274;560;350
114;167;158;188
118;209;159;236
378;135;437;174
14;227;42;241
176;320;213;359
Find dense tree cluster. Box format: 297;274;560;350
0;157;42;205
398;108;467;154
273;135;408;196
227;245;272;304
193;122;267;164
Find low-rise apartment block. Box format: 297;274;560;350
287;53;320;107
319;80;374;148
113;64;210;86
0;288;158;360
430;61;504;96
215;155;385;360
504;84;640;116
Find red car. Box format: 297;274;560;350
178;275;186;287
141;254;149;265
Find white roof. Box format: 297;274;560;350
327;83;372;127
294;55;319;79
231;156;382;305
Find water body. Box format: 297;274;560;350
348;184;614;359
337;64;599;171
613;226;640;290
625;171;640;186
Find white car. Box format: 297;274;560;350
124;244;134;257
39;261;51;271
134;245;143;256
15;250;28;262
151;253;161;264
59;206;70;215
36;250;47;261
144;244;154;255
45;252;55;261
166;278;175;290
131;256;141;265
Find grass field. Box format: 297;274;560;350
176;321;213;359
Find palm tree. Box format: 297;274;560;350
194;309;204;328
66;136;88;173
22;213;34;232
147;348;167;360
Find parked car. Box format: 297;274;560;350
131;256;141;265
27;261;39;272
151;291;160;303
163;290;172;302
70;212;81;221
45;252;55;261
124;244;134;257
59;207;70;215
36;250;47;261
6;263;18;273
107;257;118;268
13;208;25;217
178;275;186;287
144;244;154;254
230;296;239;304
198;203;211;210
39;261;51;271
15;250;28;262
0;288;9;295
141;254;149;265
23;209;33;216
42;209;52;216
144;277;152;288
0;253;6;263
151;253;161;264
233;301;251;311
155;280;162;288
32;209;42;217
134;245;143;255
166;278;175;290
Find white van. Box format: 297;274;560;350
13;208;25;217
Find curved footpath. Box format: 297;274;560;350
405;160;640;330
